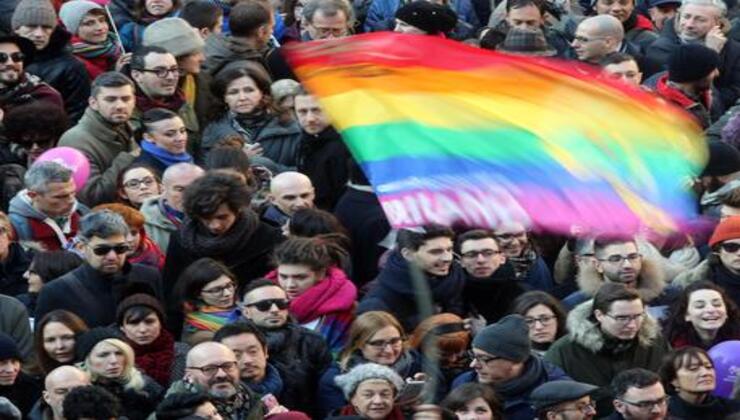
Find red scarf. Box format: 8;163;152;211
135;89;186;113
129;232;165;269
339;404;405;420
129;329;175;386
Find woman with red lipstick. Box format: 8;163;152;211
660;347;740;419
664;281;740;350
33;310;88;374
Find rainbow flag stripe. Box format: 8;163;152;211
285;33;707;234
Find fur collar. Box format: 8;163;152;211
566;299;662;353
576;256;666;303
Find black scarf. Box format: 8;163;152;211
179;209;259;256
494;356;544;398
234;109;270;141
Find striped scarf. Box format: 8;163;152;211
184;305;241;332
71;33;121;60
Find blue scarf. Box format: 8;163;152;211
244;363;283;397
141;140;194;167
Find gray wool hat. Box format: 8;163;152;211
334;363;405;399
530;380;598;411
142;17;205;57
472;314;531;362
59;0;103;35
271;79;301;104
12;0;57;30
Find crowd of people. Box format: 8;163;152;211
0;0;739;418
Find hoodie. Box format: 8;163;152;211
8;191;87;251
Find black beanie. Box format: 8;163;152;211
701;141;740;176
0;333;21;362
75;327;123;363
116;293;165;326
668;44;720;83
471;314;531;362
395;1;458;35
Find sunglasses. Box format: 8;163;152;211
721;242;740;253
244;298;289;311
0;52;24;63
91;244;130;256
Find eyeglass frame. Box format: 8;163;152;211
134;66;184;78
617;395;670;409
459;249;503;259
201;281;236;296
605;312;645;324
186;361;238;377
524;315;557;327
0;52;24;64
554;400;596;415
242;298;290;312
598;253;642;264
467;350;502;364
123;176;157;189
365;336;404;349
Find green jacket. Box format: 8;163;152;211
544;300;671;415
139;196;177;253
58;107;138;206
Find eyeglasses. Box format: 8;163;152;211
557;401;596;414
467;351;501;364
524;315;557;327
573;35;607;43
460;249;502;259
365;337;404;349
496;232;526;241
123;177;156;189
137;66;183;78
599;253;642;264
91;244;130;256
313;27;349;38
720;242;740;253
187;361;238;377
606;312;645;324
618;396;669;409
244;298;289;312
0;52;24;63
202;282;236;296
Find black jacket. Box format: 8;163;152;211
463;262;528;324
358;251;467;332
0;372;41;417
667;394;740;419
262;322;332;417
35;262;163;328
0;242;31;297
297;127;350;211
96;376;164;420
26;27;91;123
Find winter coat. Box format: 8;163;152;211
364;0;479;35
261;322;332;417
463;262;528;323
8;191;89;251
654;74;713;129
0;242;31;297
358;251;466;332
201;112;302;168
95;375;164;420
0;372;41;417
544;300;671;415
296;127;350;211
667;394;740;419
0;294;34;366
35;262;163;328
451;356;570;420
119;20;147;53
624;12;658;54
58;107;139;207
139;196;178;253
203;34;271;78
161;379;265;420
26;27;91;123
647;18;740;110
333;184;391;287
0;73;63;114
673;257;740;309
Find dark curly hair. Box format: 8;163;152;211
4;101;68;146
156;392;212;420
63;385;121;420
183;171;251;218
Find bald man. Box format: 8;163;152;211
572;15;624;63
182;342;265;419
262;171;315;227
38;366;90;420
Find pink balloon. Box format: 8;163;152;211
709;340;740;398
35;147;91;193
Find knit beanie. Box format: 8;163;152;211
271;79;301;104
668;44;720;83
334;363;405;399
59;0;103;35
472;314;531;362
116;293;165;326
142;17;205;57
0;333;21;362
75;327;123;362
701;141;740;177
709;216;740;247
395;0;458;35
11;0;57;30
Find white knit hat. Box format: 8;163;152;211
59;0;103;35
334;363;405;399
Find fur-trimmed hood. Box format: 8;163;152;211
673;258;711;289
566;299;662;353
576;256;666;303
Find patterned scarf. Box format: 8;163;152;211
184;304;241;332
212;382;259;420
129;329;175;387
71;33;121;60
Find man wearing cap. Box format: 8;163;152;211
674;216;740;308
530;380;598;420
142;17;216;131
545;283;670;416
452;315;570;420
646;0;680;31
29;366;91;420
393;1;459;36
0;34;62;114
0;332;41;417
647;0;740;110
12;0;91;122
653;43;720;129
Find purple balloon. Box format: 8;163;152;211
35;147;90;193
708;340;740;398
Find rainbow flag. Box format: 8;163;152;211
285;33;707;235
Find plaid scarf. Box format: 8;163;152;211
71;33;121;60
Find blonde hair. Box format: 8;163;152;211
81;338;146;391
0;211;12;239
339;311;405;370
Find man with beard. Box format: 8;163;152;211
177;341;265;420
0;35;62;114
457;229;527;324
545;283;671;416
698;141;740;219
240;279;331;416
58;72;140;207
608;368;669;420
493;223;554;292
653;44;720;129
